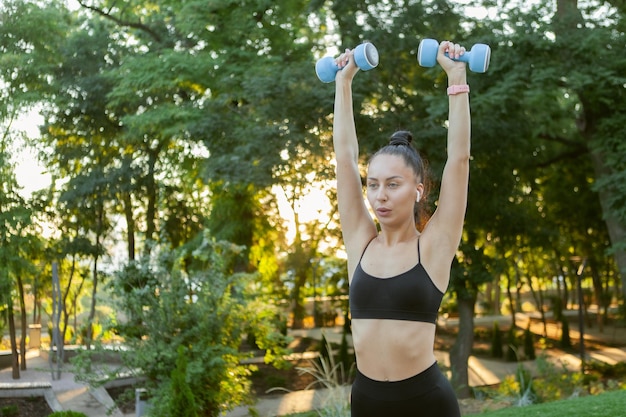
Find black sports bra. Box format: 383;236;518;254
349;239;444;324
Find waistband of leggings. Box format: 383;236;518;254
353;361;441;399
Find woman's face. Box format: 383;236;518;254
366;154;422;225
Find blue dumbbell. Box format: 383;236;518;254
315;42;379;83
417;38;491;73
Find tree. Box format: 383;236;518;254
0;127;39;378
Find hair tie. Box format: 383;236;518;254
389;136;409;147
389;131;413;147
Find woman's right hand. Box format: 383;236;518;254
335;48;359;82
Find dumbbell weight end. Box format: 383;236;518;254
315;42;379;83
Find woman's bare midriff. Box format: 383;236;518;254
351;318;437;382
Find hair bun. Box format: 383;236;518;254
389;130;413;147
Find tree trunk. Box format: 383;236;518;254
122;156;136;261
124;191;136;261
86;207;103;349
8;302;20;379
494;275;501;315
61;257;76;345
86;248;99;350
291;281;305;329
449;295;476;398
506;272;516;329
526;274;547;338
17;274;27;370
144;149;159;252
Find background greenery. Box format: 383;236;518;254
2;0;626;415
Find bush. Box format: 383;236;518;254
532;355;585;402
49;412;88;417
157;346;199;417
491;321;503;358
73;235;292;417
523;325;536;360
505;326;518;362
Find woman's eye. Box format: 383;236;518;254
388;183;398;188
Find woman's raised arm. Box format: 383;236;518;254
332;50;377;271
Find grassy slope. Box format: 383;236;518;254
467;390;626;417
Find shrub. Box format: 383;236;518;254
532;354;585;402
73;235;292;417
49;412;88;417
154;346;199;417
491;321;503;358
523;325;536;360
505;326;518;362
318;334;331;367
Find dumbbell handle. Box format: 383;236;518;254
418;38;491;73
315;42;379;83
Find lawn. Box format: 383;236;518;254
281;389;626;417
466;389;626;417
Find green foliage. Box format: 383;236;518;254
0;404;18;417
318;334;331;368
491;321;503;359
523;325;536;361
159;346;199;417
495;354;587;408
48;412;88;417
514;364;536;406
295;338;351;417
532;355;585;403
73;234;291;417
586;360;626;380
551;297;564;322
505;327;518;362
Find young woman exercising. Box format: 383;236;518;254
331;40;470;416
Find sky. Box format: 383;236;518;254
13;111;50;197
12;110;49;197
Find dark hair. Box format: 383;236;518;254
369;130;431;230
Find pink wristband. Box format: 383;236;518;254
447;84;470;95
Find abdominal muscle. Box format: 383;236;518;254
351;318;437;381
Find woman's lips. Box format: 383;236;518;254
376;207;391;216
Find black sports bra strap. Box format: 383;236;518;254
359;236;377;264
417;238;421;264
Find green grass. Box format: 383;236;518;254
280;390;626;417
467;390;626;417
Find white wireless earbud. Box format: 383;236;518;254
416;191;421;203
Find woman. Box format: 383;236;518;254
332;41;470;416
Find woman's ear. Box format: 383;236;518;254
416;183;424;202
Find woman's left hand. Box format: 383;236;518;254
437;41;467;77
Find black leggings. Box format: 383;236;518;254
350;362;461;417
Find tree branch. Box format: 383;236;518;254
77;0;162;43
